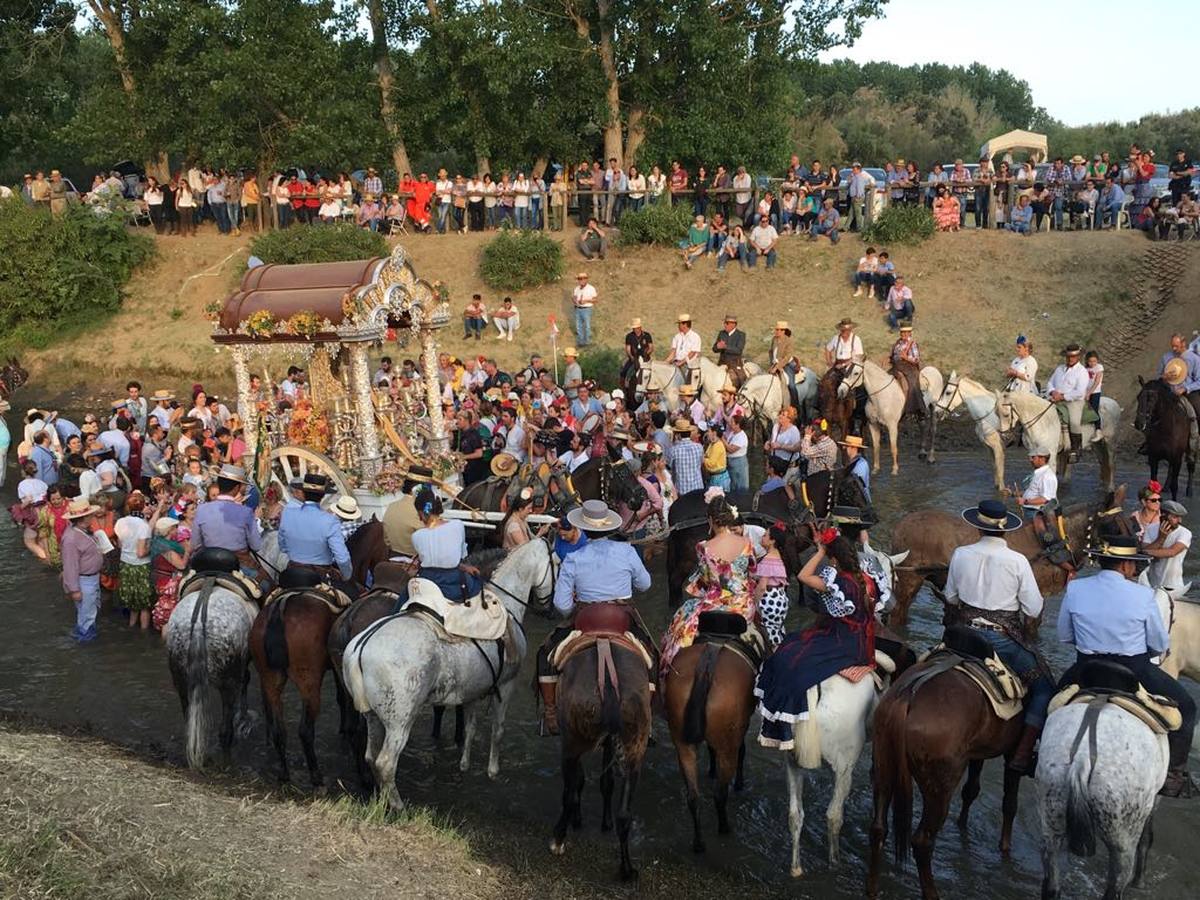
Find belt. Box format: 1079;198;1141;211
969;619;1005;632
707;469;727;476
290;561;338;573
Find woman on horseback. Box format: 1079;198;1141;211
660;495;757;676
408;488;480;601
754;524;875;750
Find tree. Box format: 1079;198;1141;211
363;0;413;178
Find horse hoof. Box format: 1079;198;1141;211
487;764;500;780
891;467;899;475
458;759;470;774
999;838;1012;856
790;865;804;878
549;839;566;856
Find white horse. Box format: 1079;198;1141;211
343;538;554;810
736;368;820;429
1156;592;1200;683
935;372;1031;491
838;361;944;474
1036;701;1167;899
998;390;1121;491
638;357;761;410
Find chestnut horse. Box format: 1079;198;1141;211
867;659;1025;900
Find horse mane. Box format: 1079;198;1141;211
465;546;507;569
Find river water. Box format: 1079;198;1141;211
2;412;1198;898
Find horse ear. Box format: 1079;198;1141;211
949;370;957;380
1138;375;1145;386
888;549;911;566
1113;484;1127;506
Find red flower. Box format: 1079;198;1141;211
819;527;840;546
1148;479;1163;494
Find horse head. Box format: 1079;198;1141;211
834;363;864;399
996;391;1020;434
935;370;962;419
1133;377;1169;434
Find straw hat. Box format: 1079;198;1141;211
332;495;362;521
1069;154;1086;165
899;324;913;333
566;499;622;533
774;321;789;331
677;313;692;323
631;440;656;454
1061;343;1082;357
837;317;856;329
576;271;588;279
678;384;697;396
839;435;866;449
151;389;174;402
672;417;694;434
563;347;578;358
490;453;519;478
65;499;101;520
961;498;1022;532
723;313;738;323
1163;357;1188;386
610;430;631;441
1087;535;1150;563
629;318;642;328
719;379;736;395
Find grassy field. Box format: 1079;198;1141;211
17;224;1181;404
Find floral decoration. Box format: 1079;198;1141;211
286;310;326;337
243;309;277;337
203;300;223;322
286;398;331;453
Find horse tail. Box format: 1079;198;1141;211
262;597;290;672
682;644;719;745
343;631;372;714
184;580;215;768
599;641;623;737
1065;740;1097;857
873;694;914;867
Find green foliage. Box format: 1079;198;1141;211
861;203;936;246
0;199;154;352
616;200;692;247
478;229;563;291
577;345;624;388
249;223;388;265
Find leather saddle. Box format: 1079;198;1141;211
400;577;508;641
551;601;655;671
189;548;239;574
694;611;767;671
1049;659;1182;735
906;626;1027;720
264;579;354;615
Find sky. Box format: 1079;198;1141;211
818;0;1192;126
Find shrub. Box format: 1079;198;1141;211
616;200;691;247
577;345;624;388
0;199;155;350
478;229;563;291
249;223;389;264
861;203;936;245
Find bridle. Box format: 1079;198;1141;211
934;375;965;416
484;538;557;611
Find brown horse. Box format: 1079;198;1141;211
550;618;652;881
866;660;1025;900
1134;377;1194;500
887;490;1129;626
818;366;858;438
347;520;389;587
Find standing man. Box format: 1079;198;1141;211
1045;343;1090;460
1057;535;1195;797
666;313;702;386
845;162;873;233
945;499;1053;774
572;271;597;347
1144;500;1191;595
60;498;105;643
712;314;746;385
669;418;704;495
975;157;994;228
363;167;382;198
1168;148;1195;206
562;347;583;403
277;474;352;582
621;318;654;390
824;317;864;370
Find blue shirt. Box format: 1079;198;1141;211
570;397;603;420
848;454;871;502
1010;204;1033;227
670;439;704;495
1102;184;1126;205
192;497;261;555
97;429;130;466
553;539;651;615
278;501;352;580
1158;350;1200;393
1057;569;1169;657
761;475;786;493
554;532;588;559
31;444;58;486
53;418;81;444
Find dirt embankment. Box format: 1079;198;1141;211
21;226;1187;406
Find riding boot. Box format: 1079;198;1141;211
1007;723;1040;776
1068;432;1082;464
1159;767;1196;799
539;680;559;736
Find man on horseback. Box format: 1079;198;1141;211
666;313;702;387
536;499;652;735
1157;334;1200;452
621;318;654;395
1045;343;1090;462
277;473;351;582
944;499;1054;774
712;314;746;387
1057;535;1196;798
840;435;871;503
191;464;262;582
1016;449;1069;564
824;318;866;432
889;324;926;419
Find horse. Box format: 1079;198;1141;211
549;605;653;881
342;538;555;810
866;654;1025;900
997;389;1121;492
837;361;944;475
818;366;858;438
1036;698;1168;899
736;368;820;435
1157;594;1200;684
1134;377;1194;500
346;519;389;586
935;372;1028;491
636;358;762;410
887;491;1129;627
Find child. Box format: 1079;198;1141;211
754;522;791;648
182;457;207;492
852;246;878;297
1085;350;1104;440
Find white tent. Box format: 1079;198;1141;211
979;130;1048;164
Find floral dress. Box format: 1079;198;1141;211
150;536;186;631
660;538;757;677
934;196;960;230
755;565;876;750
755;551;790;648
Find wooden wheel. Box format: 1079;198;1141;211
269;445;353;501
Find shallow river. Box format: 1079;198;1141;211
2;418;1198;897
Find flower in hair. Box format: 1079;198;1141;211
819;526;840;546
520;486;534;501
1148;480;1162;494
728;504;739;520
771;520;788;534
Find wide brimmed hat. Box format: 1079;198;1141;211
1161;500;1188;517
155;517;180;536
724;313;738;322
151;389;174;402
1163;357;1188;386
1061;343;1082;356
961;499;1022;532
332;496;362;521
719;379;736;394
629;318;642;328
631;440;656;454
839;434;866;449
611;388;625;400
1088;535;1150;563
576;271;588;279
490;453;519;478
774;321;789;330
301;472;336;495
837;317;856;329
829;505;870;526
678;384;698;396
563;347;578;358
610;430;631;441
899;324;913;333
677;313;692;323
216;463;249;484
566;499;622;533
1069;154;1086;164
672;417;694;434
65;499;101;520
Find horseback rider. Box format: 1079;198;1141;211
536;499;652;735
824;317;866;427
840;434;871;504
712;313;747;386
190;463;262;583
768;320;801;413
889;324;926;418
381;465;436;565
400;487;481;602
1005;334;1038;393
1045;343;1089;462
944;499;1055;774
621;317;654;393
277;473;351;582
1056;535;1196;798
1157;333;1200;451
666;313;702;387
1015;448;1067;562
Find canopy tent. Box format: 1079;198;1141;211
978;130;1048;165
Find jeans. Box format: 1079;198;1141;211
464;316;486;339
574;306;593;345
811;223;839;243
708;232;727;254
693;198;708;218
728;454;749;492
746;246;776;268
73;573;100;642
1099;202;1122;228
436;202;451;233
707;468;731;491
717;246;747;271
1006;221;1031;234
974;190;989;228
277;203;291;228
975;630;1052;727
872;272;895;295
847;196;866;231
1052;194;1064;229
628;197;644;213
514;206;530;229
213;202;230;234
242;203;258;230
854;271;874;289
487;205;499;228
887;299;915;329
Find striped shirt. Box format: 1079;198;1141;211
670;439;704;495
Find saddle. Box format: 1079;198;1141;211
908;626;1026;721
263;581;354;615
189;548;239;574
694;611;768;672
551;601;655;672
178;567;263;605
400;577;508;641
1049;659;1182;735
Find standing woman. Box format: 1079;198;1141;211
647;164;667;204
692;165;710;218
36;485;69;568
467;174;486;232
114;492;155;629
753;522;791;648
1131;481;1163;544
145;176;165;234
175;176;196;236
1005;335;1038;393
993;161;1013;228
150;513;189;636
703;425;731;491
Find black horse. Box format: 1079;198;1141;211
1135;376;1194;499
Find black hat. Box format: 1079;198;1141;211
1087;534;1150;563
961;499;1022;532
829;505;869;526
301;472;336;497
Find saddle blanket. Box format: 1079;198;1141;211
916;646;1026;721
695;623;769;672
1054;402;1100;427
403;577;508;641
1049;683;1182;734
551;629;655;672
263;583;353;615
177;573;260;625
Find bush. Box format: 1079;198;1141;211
478;229;563;291
0;199;155;348
615;199;692;247
577;345;624;388
861;203;936;245
249;223;389;264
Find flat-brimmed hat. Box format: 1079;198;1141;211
724;313;738;322
961;499;1022;532
610;430;631;441
631;440;656;454
677;313;692;323
216;463;249;484
678;384;697;396
1161;500;1188;517
151;389;174;402
65;499;101;520
1061;343;1082;356
1088;535;1150;563
1069;154;1086;165
566;499;622;533
1163;357;1188;386
829;505;870;525
839;435;866;449
837;317;856;329
629;318;642;328
563;347;578;358
490;453;519;478
672;417;694;434
774;321;789;330
301;472;336;496
899;324;913;333
719;379;736;394
332;495;362;521
80;421;99;436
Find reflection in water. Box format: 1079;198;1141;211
1;443;1197;897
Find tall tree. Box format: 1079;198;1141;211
364;0;413;177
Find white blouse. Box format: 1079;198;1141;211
412;519;468;568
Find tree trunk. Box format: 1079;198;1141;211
624;107;647;168
532;157;549;179
88;1;136;96
475;155;491;177
147;150;169;182
596;0;623;167
366;0;412;179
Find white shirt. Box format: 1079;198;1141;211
17;477;48;504
78;469;101;501
1149;525;1191;591
769;423;801;460
412;519;468;568
725;430;748;459
826;333;864;363
1008;355;1038;392
435;178;453;202
1022;464;1057;505
1046;362;1089;401
562;449;590;473
95;459;119;484
944;535;1044;618
504;423;528;462
733;173;752;203
114;515;152;565
669;330;702;368
573;283;597;308
750;224;778;251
